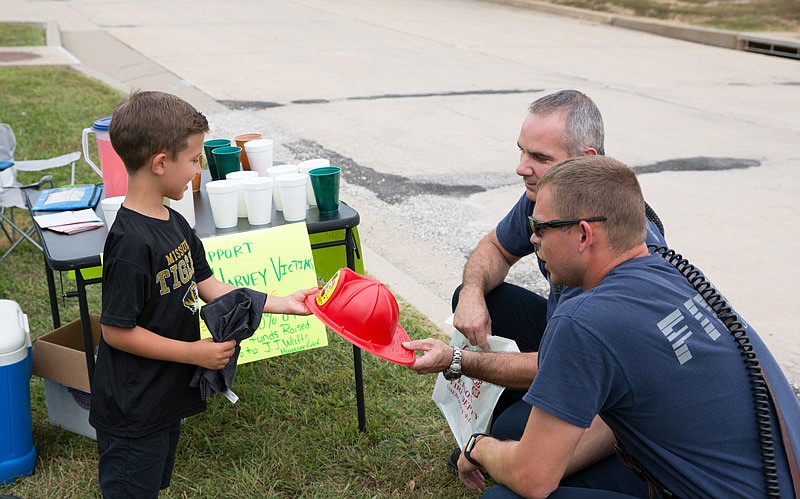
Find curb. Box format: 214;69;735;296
0;21;78;68
45;20;60;48
0;21;227;114
482;0;800;58
59;28;228;114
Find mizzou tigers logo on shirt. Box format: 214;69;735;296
183;282;200;314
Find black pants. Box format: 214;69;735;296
452;282;548;421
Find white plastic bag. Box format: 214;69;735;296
432;329;519;448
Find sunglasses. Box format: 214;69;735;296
528;216;607;238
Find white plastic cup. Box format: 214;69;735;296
205;179;240;229
101;195;126;229
244;139;274;176
266;164;298;211
297;158;330;207
241;177;274;225
165;181;196;228
276;173;308;222
226;170;259;218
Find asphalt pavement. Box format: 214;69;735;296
3;0;799;384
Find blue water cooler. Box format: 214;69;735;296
0;299;36;484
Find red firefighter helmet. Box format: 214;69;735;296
305;268;415;366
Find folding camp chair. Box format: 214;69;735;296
0;123;81;259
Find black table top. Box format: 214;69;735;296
26;173;359;272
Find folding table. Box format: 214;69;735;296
26;174;369;431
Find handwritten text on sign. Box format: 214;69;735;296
199;224;327;363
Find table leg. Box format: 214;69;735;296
345;227;367;432
44;264;61;329
75;269;96;388
352;345;366;432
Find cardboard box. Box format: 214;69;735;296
32;315;100;440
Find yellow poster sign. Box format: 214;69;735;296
199;223;328;363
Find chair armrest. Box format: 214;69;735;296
13;151;81;172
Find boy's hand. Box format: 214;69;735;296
266;287;318;315
193;338;236;370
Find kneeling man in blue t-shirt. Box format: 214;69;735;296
450;156;800;499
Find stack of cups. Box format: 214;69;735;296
276;172;309;222
297;158;330;207
205;179;240;229
265;164;298;211
244;139;274;176
308;166;341;215
212;146;243;180
226;170;260;218
235;133;263;171
192;169;202;192
165;180;196;228
241;177;274;225
101;196;126;230
203;139;230;181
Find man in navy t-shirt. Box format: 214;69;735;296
405;90;666;454
454;156;800;498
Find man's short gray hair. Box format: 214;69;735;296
529;90;605;156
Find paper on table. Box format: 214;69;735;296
46;221;104;235
33;209;102;229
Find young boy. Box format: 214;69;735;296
88;90;316;498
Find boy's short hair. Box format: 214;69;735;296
109;90;209;173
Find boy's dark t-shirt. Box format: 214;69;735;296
89;205;213;438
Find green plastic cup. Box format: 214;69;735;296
211;146;242;180
203;139;231;180
309;166;341;214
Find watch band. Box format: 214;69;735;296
464;432;488;467
443;347;462;380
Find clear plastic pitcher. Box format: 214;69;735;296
82;117;128;197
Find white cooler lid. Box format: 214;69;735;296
0;299;30;366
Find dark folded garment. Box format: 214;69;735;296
190;288;267;400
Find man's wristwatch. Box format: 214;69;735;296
464;432;488;467
442;347;462;380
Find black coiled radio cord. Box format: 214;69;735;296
649;245;780;498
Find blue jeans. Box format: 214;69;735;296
481;452;650;499
97;420;182;499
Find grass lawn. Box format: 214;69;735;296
0;22;44;46
0;23;472;498
523;0;800;32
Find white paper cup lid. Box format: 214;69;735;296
244;138;274;152
241;177;273;190
266;164;297;177
275;172;308;187
297;158;330;172
101;195;126;207
226;170;260;181
205;179;240;194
